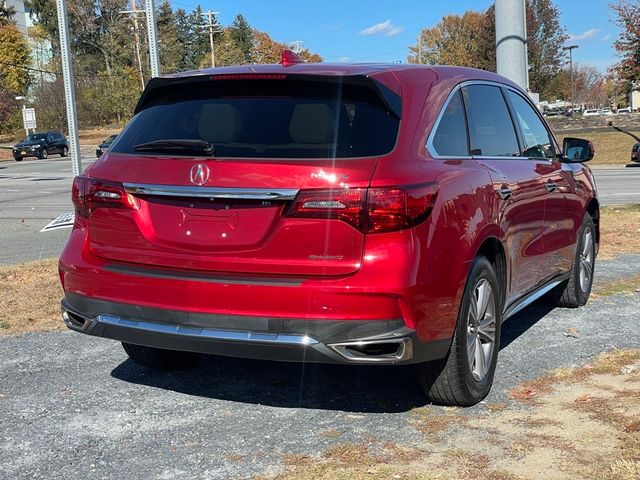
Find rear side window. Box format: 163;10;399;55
431;90;469;157
507;91;556;159
111;80;400;159
462;85;520;157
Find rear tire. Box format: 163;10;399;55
417;256;502;406
121;342;201;370
552;213;596;308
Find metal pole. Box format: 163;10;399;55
55;0;81;177
145;0;160;77
563;45;578;109
208;10;215;68
22;104;28;138
495;0;529;90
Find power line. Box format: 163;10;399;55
0;60;122;78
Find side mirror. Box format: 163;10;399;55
562;137;594;163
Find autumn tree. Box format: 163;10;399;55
409;0;567;99
408;11;495;70
0;23;32;93
611;0;640;85
526;0;568;99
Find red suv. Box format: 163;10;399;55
59;58;598;406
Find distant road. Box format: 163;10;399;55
593;166;640;205
0;158;638;264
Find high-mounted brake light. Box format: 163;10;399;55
211;74;287;81
286;183;437;234
72;176;139;219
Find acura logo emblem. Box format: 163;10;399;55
190;163;210;186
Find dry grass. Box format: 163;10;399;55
0;259;63;335
594;274;640;297
599;204;640;259
558;129;640;166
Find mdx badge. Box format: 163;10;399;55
190;163;210;186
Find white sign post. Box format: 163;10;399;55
22;107;36;135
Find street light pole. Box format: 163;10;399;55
563;45;579;110
15;96;28;138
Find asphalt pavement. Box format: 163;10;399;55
1;253;639;479
0;156;639;265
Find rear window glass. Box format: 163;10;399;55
110;80;400;159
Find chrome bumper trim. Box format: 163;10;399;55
122;183;299;201
96;314;319;346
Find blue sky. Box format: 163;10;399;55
169;0;620;71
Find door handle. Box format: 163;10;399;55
496;187;512;200
544;182;557;193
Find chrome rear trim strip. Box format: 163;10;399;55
96;314;319;346
123;183;299;201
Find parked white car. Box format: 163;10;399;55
583;109;600;116
617;107;632;114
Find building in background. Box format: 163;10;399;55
4;0;27;33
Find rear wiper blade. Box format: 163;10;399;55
133;139;215;156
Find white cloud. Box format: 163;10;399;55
360;20;404;37
567;29;601;42
602;34;612;41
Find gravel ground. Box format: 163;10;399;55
1;256;640;480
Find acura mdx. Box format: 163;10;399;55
59;54;598;406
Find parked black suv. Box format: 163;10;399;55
13;131;69;161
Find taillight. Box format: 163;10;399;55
367;183;437;234
72;175;139;219
286;188;366;230
286;183;437;234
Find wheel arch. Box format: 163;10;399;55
586;197;600;248
475;236;507;310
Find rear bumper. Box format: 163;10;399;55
61;293;450;365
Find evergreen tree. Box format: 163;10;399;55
229;14;254;64
157;1;181;73
0;1;16;25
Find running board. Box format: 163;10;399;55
503;273;570;320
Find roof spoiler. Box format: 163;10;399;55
134;73;401;119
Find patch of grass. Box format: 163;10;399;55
508;377;554;403
484;402;509;413
594;274;640;297
599;204;640;259
0;259;64;336
317;429;342;439
322;443;377;465
410;406;463;433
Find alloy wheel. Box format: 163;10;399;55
466;278;496;382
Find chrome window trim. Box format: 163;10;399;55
426;79;559;160
123;183;299;201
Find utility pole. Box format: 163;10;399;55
563;45;579;110
120;0;146;90
55;0;81;177
145;0;160;77
200;10;221;68
495;0;529;91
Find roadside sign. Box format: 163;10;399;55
40;212;75;232
22;108;37;130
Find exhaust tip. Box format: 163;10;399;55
62;310;88;330
328;337;413;363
